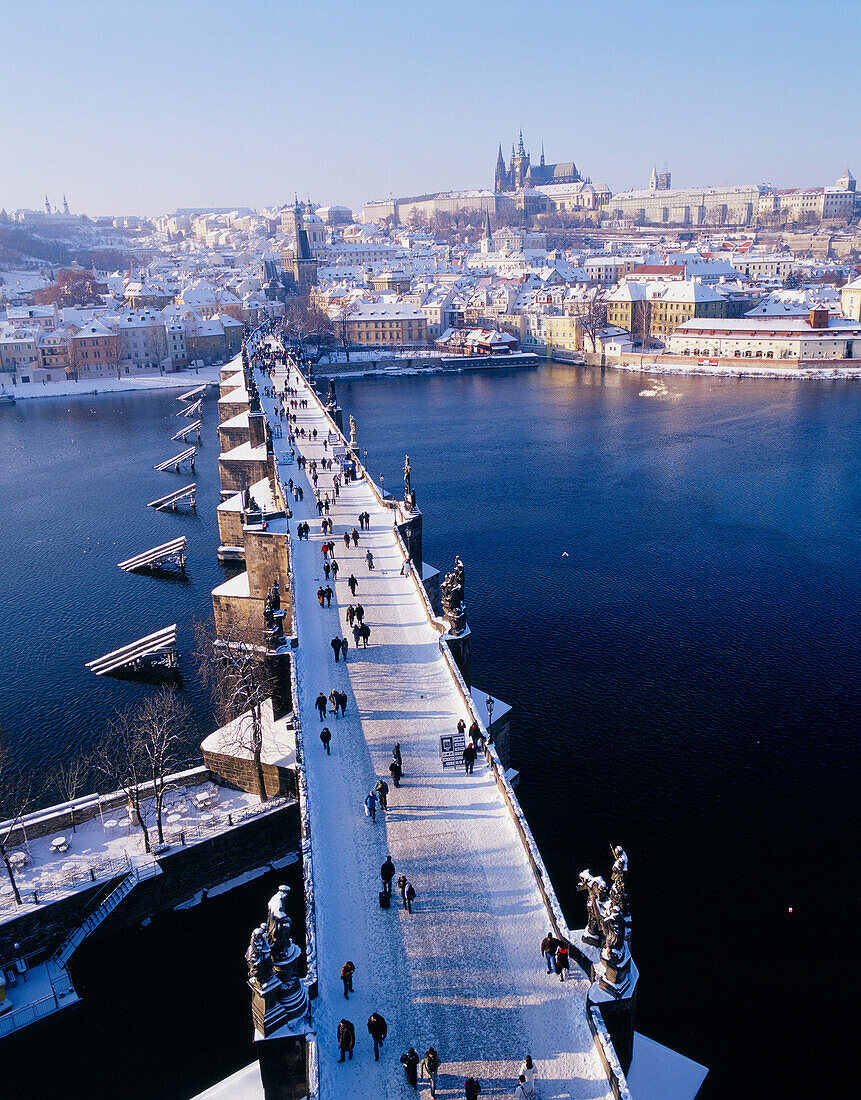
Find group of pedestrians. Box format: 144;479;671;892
281;355;540;1099
540;930;570;981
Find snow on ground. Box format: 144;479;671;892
0;781;279;923
259;357;612;1099
2;366;222;401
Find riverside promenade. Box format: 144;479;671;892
258;356;613;1099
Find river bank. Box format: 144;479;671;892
1;366;221;402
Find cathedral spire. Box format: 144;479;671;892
540;143;545;167
517;129;526;156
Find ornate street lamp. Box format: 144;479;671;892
486;695;494;744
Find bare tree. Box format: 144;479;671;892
195;616;275;802
0;728;40;906
336;306;352;363
54;755;87;832
572;286;608;353
93;688;189;851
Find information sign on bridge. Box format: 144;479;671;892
439;733;465;768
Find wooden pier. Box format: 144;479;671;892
147;484;197;511
171;419;202;442
85;624;178;677
117;536;187;574
177;384;207;402
177;398;202;418
154;446;196;472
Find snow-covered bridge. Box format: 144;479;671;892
259;353;615;1099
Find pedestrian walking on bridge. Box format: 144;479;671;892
365;549;374;570
541;932;557;974
347;574;358;596
462;742;476;775
401;1047;419;1090
315;693;327;720
464;1077;482;1100
381;855;395;896
340;960;354;999
375;778;389;811
337;1019;355;1062
364;790;377;823
320;727;331;754
351;527;360;546
518;1055;536;1097
420;1047;440;1097
343;531;351;551
331;636;342;662
359;623;370;647
317;586;325;608
367;1012;387;1061
389;757;402;787
324;585;333;607
355;603;365;624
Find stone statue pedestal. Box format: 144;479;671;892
598;946;633;996
588;958;639;1074
442;623;472;688
250;975;296;1038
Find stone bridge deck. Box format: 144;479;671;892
260;360;612;1099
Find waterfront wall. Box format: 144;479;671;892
0;800;300;965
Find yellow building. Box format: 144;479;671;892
345;301;428;345
841;275;861;321
543;314;582;355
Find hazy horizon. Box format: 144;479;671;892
1;0;858;218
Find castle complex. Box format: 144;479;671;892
494;131;582;192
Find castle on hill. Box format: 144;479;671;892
494;131;581;192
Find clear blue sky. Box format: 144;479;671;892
1;0;858;216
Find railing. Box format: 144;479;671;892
0;991;66;1040
1;796;292;914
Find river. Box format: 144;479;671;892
0;367;857;1096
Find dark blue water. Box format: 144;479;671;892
0;390;225;782
1;371;858;1095
333;364;861;1097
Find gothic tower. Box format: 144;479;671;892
495;143;507;192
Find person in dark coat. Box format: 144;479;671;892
355;603;365;623
393;743;402;767
323;560;331;580
315;693;327;720
348;574;358;596
375;778;389;811
337;1019;355;1061
340;960;355;998
389;758;402;787
352;622;361;647
401;1047;419;1090
337;689;347;717
331;560;339;580
346;605;356;626
340;638;349;662
367;1012;387;1061
324;585;333;607
317;586;325;607
320;727;332;754
351;527;360;546
364;791;377;822
421;1048;440;1097
541;932;557;974
457;718;466;737
365;549;374;570
380;855;395;895
462;742;477;775
331;636;342;661
469;721;482;747
343;531;351;551
359;623;370;647
464;1077;482;1100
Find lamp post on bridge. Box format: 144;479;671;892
486;695;494;744
380;473;385;499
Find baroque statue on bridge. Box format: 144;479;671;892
265;884;294;963
246;924;273;986
441;555;466;621
577;871;609;943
